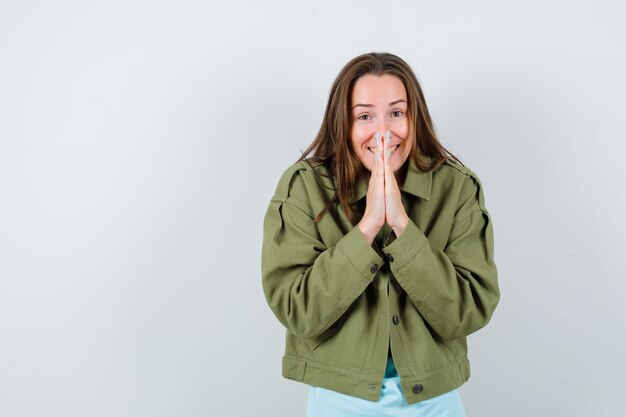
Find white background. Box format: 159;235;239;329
1;1;625;416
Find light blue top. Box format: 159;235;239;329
306;349;467;417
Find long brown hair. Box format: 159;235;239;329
297;52;463;225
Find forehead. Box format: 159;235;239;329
351;74;407;104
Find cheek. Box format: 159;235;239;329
396;119;410;138
350;125;370;149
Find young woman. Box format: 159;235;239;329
261;52;500;416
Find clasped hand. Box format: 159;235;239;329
357;130;410;245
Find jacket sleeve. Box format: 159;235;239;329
383;169;500;341
261;165;384;340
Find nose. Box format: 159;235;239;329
374;122;390;140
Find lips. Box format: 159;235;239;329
368;144;400;154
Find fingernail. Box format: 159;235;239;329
375;131;380;146
375;152;379;161
386;130;390;144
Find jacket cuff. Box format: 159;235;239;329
338;224;385;280
382;219;429;267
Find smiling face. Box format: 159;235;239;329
350;74;412;173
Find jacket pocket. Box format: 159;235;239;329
440;337;456;355
362;315;381;370
303;301;356;351
304;321;342;351
437;335;468;361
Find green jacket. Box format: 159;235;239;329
261;156;500;404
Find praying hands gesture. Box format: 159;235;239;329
357;130;411;245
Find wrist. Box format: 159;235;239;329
358;221;379;245
392;216;410;237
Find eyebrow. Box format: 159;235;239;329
352;99;407;110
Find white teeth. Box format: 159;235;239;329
367;145;399;154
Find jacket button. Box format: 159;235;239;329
392;315;400;325
386;253;394;262
412;383;424;394
370;264;379;274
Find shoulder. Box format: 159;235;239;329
270;159;330;216
271;160;323;200
438;158;490;213
439;158;478;180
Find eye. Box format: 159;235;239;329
357;114;371;120
391;111;403;117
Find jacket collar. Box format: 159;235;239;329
349;155;433;204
